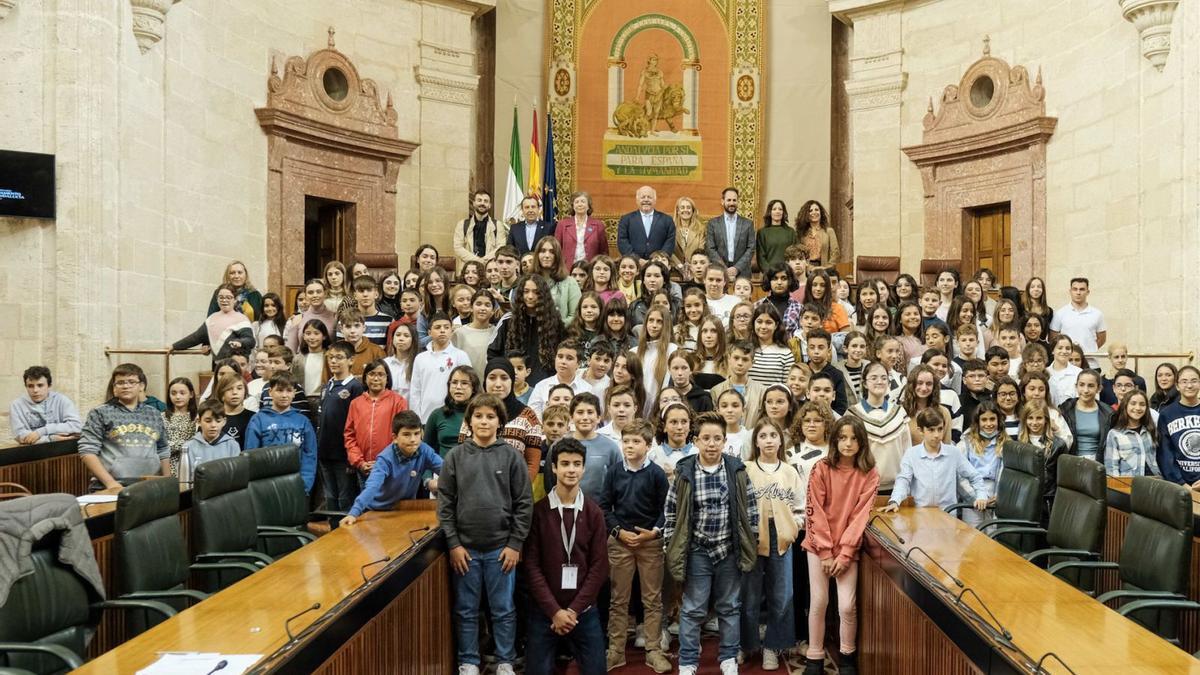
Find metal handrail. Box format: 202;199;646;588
1083;350;1193;375
104;347;207;395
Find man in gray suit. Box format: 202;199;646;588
705;187;755;279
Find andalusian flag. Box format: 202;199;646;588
527;105;541;197
502;106;524;223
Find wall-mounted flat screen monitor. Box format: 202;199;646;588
0;150;55;219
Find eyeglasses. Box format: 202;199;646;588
865;375;889;383
114;379;141;388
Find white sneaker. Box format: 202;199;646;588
668;621;680;636
678;666;698;675
719;657;739;675
457;666;479;675
704;617;719;632
635;623;646;648
496;664;515;675
661;628;672;652
762;648;780;670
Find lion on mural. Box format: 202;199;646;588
612;84;689;138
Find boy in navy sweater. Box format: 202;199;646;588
1158;365;1200;487
318;341;365;518
340;411;442;526
597;418;671;673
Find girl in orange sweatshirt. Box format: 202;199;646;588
344;359;409;483
801;415;880;675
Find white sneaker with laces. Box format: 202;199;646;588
762;648;780;670
496;664;515;675
719;657;739;674
678;665;698;675
457;665;480;675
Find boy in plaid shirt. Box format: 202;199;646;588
663;412;759;675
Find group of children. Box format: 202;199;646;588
9;241;1198;674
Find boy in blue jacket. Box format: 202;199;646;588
245;373;317;493
340;411;443;526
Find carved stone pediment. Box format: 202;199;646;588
257;32;404;151
909;40;1055;160
255;29;418;293
902;39;1057;282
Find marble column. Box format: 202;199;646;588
53;2;124;404
606;59;624;131
835;1;908;268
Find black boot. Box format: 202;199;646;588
838;650;858;675
803;655;824;675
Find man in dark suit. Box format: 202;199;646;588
616;185;676;259
507;195;557;255
704;187;755;279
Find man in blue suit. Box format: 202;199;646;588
507;195;558;255
617;185;676;259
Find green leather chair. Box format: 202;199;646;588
1000;455;1107;593
244;445;325;558
1052;476;1200;646
0;530;172;675
947;441;1046;553
192;455;301;592
113;477;257;634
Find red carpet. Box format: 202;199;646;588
548;637;832;674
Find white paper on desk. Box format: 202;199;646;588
136;652;262;675
75;494;118;504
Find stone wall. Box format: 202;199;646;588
838;0;1199;362
0;0;493;438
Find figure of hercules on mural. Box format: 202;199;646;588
613;54;689;138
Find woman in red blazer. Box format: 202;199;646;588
555;190;610;271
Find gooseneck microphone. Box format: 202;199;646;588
360;556;391;583
867;513;906;544
284;602;322;641
408;524;432;544
204;660;228;675
905;546;965;588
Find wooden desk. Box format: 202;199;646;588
73;505;450;675
862;507;1200;674
1105;476;1200;653
0;439;89;496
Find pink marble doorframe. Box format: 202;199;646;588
902;42;1056;282
256;35;417;292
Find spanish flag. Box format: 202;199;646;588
527;104;541;197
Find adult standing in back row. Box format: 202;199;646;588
705;186;755;279
555;191;610;270
795;200;840;271
617;185;676;259
1049;277;1106;368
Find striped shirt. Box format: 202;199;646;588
748;345;795;386
363;312;394;347
843;362;864;400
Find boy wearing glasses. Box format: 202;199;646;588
318;341;365;517
78;363;170;490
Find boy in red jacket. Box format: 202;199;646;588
522;437;609;675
